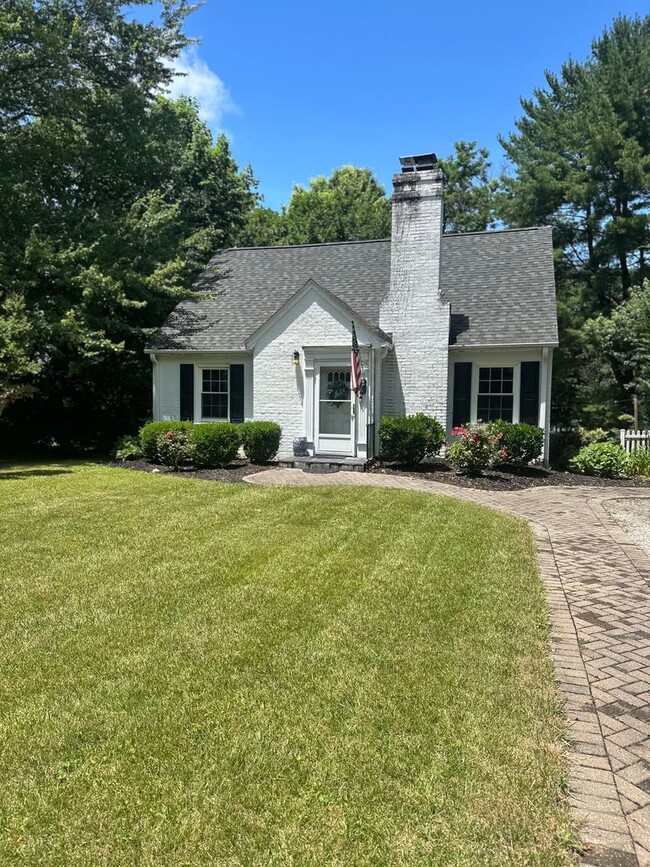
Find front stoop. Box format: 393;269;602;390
277;455;368;473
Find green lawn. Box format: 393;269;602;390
0;463;573;866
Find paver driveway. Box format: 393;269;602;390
245;468;650;867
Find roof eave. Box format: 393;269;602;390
449;340;559;350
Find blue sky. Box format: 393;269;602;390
167;1;648;210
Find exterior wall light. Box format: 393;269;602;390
292;350;300;366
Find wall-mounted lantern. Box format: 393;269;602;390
292;350;300;366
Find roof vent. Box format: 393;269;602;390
399;153;437;173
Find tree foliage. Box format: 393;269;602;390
0;294;42;416
282;166;391;244
238;145;497;248
239;166;391;247
499;14;650;425
583;279;650;423
440;141;498;233
0;0;257;452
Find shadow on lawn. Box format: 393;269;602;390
0;468;74;480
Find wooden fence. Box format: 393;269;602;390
620;429;650;454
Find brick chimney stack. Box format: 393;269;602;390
379;154;450;421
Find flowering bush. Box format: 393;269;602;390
154;429;195;470
139;420;193;461
446;423;506;476
486;421;544;465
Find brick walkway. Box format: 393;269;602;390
245;468;650;867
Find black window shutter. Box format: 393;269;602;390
452;362;472;427
230;364;245;424
520;361;540;425
179;364;194;420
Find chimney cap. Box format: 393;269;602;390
399;153;438;173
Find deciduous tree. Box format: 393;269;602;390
0;1;257;451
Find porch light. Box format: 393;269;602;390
292;350;300;366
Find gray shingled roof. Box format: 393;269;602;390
148;226;558;351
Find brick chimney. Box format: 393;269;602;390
379;154;450;422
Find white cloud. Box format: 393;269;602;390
166;47;237;130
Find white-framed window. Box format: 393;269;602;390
477;366;514;422
201;368;228;419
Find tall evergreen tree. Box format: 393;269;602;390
440;141;498;234
499;15;650;425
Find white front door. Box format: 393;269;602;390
315;364;355;455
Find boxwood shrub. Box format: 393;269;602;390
192;423;241;468
240;421;282;464
379;414;445;466
140;421;193;462
570;442;629;478
487;421;544;465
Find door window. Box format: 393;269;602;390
319;368;351;435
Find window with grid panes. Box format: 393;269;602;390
201;369;228;419
477;367;514;422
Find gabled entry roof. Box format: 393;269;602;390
147;227;558;352
244;278;392;349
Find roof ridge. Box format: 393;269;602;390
442;225;551;239
221;226;550;254
223;238;391;253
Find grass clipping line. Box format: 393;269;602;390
0;462;574;866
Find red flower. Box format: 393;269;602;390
500;449;508;459
497;431;504;440
166;431;174;439
472;434;479;443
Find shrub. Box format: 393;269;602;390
140;421;193;461
487;421;544;465
578;426;611;446
550;426;612;470
624;448;650;478
192;423;241;468
114;434;143;461
379;414;445;466
446;423;507;476
155;429;195;470
240;421;281;464
570;442;630;478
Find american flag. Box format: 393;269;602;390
351;321;362;396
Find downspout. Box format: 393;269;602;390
545;347;553;466
374;346;390;457
150;353;159;421
540;346;551;466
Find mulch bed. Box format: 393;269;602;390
110;458;650;491
109;458;271;483
369;458;650;491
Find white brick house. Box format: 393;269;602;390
147;153;558;461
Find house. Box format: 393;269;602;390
147;153;558;462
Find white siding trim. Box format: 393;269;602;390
155;352;253;423
447;346;554;462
